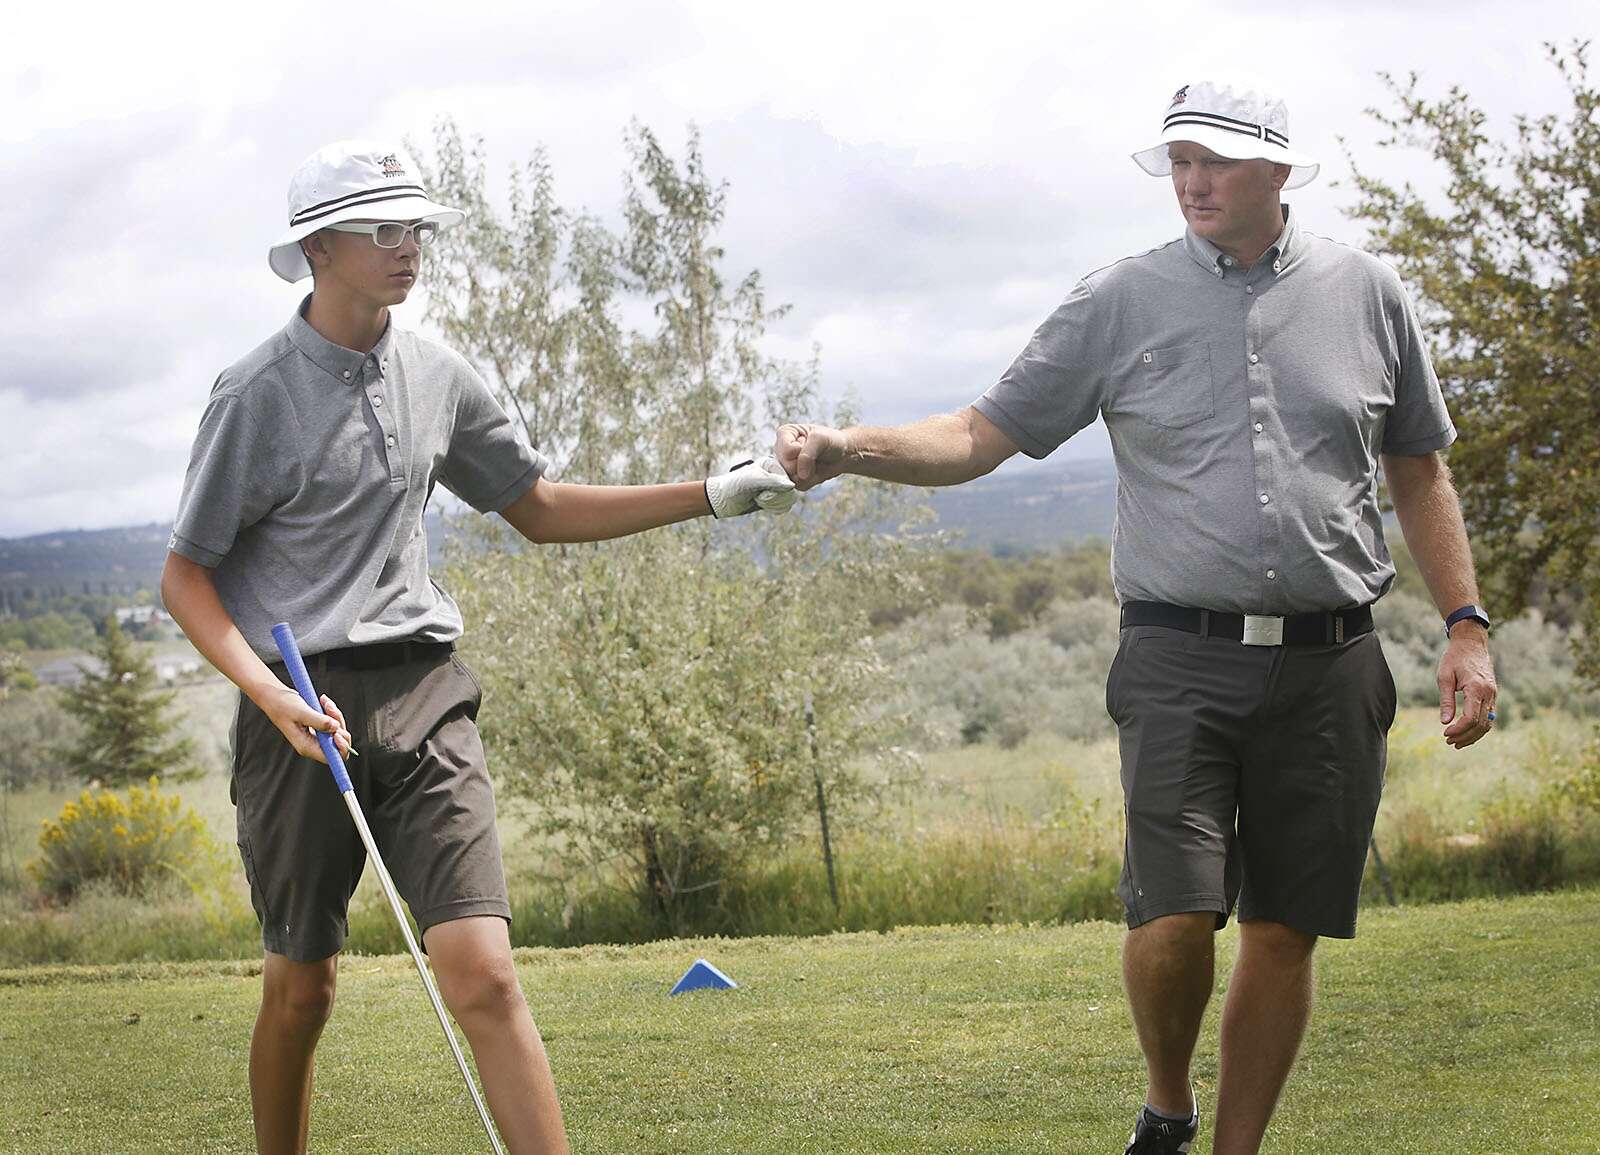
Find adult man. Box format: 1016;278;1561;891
162;140;794;1155
774;81;1497;1154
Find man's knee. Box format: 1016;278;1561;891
1238;918;1318;963
261;954;339;1028
1128;911;1217;954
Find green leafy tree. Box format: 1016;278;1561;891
1345;42;1599;686
420;120;932;931
57;616;198;786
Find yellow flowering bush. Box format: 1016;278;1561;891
29;777;214;903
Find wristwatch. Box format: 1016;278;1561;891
1444;604;1491;637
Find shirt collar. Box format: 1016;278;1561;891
286;295;396;385
1182;203;1303;280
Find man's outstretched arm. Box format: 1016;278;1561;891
774;406;1020;490
1382;450;1497;749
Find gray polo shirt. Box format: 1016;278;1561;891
171;299;546;661
974;207;1455;615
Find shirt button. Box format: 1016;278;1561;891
372;395;383;407
1273;260;1282;273
341;370;351;380
1254;422;1264;433
1266;569;1277;580
386;435;396;447
1249;353;1260;364
381;360;388;370
1222;256;1234;266
1246;285;1254;295
1260;493;1270;504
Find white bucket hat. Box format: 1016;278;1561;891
268;140;466;282
1132;80;1319;190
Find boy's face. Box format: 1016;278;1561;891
308;219;421;306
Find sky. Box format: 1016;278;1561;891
2;0;1593;537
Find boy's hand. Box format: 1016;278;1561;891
262;685;353;764
705;456;799;518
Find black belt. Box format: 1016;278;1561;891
300;640;455;671
1120;601;1374;646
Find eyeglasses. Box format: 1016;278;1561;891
325;220;439;248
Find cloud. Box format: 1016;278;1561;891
0;0;1588;536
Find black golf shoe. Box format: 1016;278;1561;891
1122;1101;1199;1154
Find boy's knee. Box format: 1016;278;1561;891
262;956;339;1028
439;959;525;1022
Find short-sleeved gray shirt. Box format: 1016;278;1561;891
171;299;547;661
974;207;1455;614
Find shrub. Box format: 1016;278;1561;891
28;777;216;903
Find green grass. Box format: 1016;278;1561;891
1;887;1597;1153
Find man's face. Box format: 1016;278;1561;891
310;219;422;305
1167;141;1286;247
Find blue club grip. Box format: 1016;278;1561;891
271;623;353;794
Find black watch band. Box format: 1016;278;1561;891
1444;604;1491;636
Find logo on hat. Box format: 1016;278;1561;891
1171;85;1189;106
379;153;405;178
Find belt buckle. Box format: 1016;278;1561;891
1242;614;1284;646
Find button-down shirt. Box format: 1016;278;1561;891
973;207;1455;614
171;298;546;661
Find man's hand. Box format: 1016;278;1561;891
261;684;353;765
1438;624;1497;749
774;423;850;490
705;456;798;518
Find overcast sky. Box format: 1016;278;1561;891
3;0;1592;537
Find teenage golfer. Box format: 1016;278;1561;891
162;140;795;1155
773;80;1497;1155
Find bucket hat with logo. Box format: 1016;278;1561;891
267;140;465;282
1132;80;1319;189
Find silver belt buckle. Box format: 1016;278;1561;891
1242;614;1284;646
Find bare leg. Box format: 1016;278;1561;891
1123;911;1215;1117
1213;919;1317;1155
251;952;339;1155
427;916;569;1155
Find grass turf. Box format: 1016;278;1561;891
2;887;1597;1153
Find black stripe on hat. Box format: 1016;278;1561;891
1163;109;1289;147
291;184;428;226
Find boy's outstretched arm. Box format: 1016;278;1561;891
160;552;351;763
500;459;795;544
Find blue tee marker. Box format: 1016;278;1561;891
670;958;737;995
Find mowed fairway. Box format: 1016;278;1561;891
2;888;1597;1154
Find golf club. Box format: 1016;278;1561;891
271;622;507;1155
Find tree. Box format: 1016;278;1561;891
419;121;933;933
1345;42;1599;690
57;616;198;786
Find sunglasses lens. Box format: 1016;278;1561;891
413;221;438;247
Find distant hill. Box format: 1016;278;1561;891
0;523;173;596
924;456;1115;552
0;456;1120;595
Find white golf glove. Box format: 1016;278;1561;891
705;455;799;518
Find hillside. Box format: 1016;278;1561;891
0;456;1121;595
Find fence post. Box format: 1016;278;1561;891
805;692;840;917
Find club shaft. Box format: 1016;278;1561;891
342;790;507;1155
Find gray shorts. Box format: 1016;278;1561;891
230;646;510;962
1105;624;1397;939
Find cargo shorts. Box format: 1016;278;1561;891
1105;624;1397;940
230;645;510;962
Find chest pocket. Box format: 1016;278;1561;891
1132;341;1216;430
